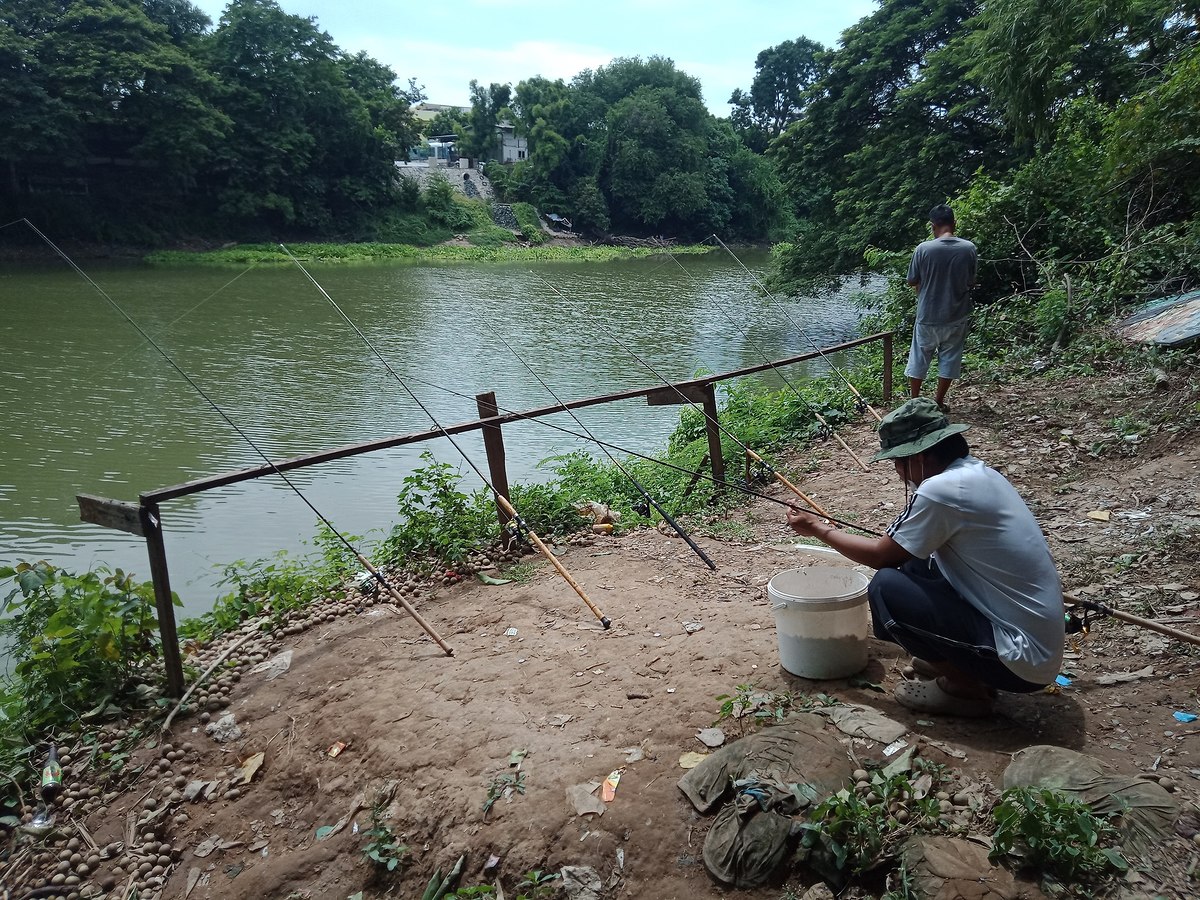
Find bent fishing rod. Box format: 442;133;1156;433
486;321;717;570
16;219;455;655
709;234;883;424
658;248;873;477
280;246;614;629
529;271;853;527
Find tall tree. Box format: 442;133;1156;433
769;0;1011;293
202;0;409;229
729;36;826;152
969;0;1200;144
458;79;511;161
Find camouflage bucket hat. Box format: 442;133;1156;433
871;397;970;462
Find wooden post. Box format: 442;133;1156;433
701;383;726;488
476;391;511;530
139;502;185;698
882;331;894;405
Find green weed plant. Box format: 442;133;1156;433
361;793;408;873
990;786;1128;889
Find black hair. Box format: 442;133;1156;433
928;204;955;228
923;432;970;466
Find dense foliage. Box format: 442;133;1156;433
0;0;423;242
768;0;1200;359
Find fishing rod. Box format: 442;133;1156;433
398;375;878;535
528;271;854;524
15;219;455;656
486;320;717;570
658;248;874;485
279;245;614;629
709;234;884;424
1065;594;1200;648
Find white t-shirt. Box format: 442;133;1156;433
887;456;1064;684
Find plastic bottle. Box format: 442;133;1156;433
40;744;62;804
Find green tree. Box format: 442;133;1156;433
769;0;1011;293
201;0;408;230
729;36;827;152
968;0;1199;144
458;79;511;162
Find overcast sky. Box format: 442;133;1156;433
189;0;878;116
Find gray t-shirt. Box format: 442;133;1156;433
907;236;977;325
886;456;1064;684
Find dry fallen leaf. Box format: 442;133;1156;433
234;752;265;786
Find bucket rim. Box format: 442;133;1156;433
767;566;870;608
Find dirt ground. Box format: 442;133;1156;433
5;364;1200;900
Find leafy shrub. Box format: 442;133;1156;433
0;562;168;736
510;202;546;244
378;452;496;570
990;786;1128;886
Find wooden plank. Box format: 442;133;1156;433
77;494;144;536
140;502;184;698
645;383;709;406
476;391;511;530
702;383;726;488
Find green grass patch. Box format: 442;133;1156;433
145;242;716;265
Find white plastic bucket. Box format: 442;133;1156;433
768;566;871;679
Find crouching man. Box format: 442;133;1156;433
785;398;1064;716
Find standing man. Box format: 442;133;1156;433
784;398;1064;717
906;204;977;411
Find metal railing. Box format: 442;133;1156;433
78;331;893;695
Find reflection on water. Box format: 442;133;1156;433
0;249;878;619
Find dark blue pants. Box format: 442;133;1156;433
868;558;1046;693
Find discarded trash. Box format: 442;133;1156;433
601;767;624;802
620;746;644;763
576;501;620;526
592;523;614;535
1086;510;1111;522
206;713;242;743
567;782;606;817
696;728;726;748
682;621;704;634
478;571;512;585
250;650;293;681
504;627;519;637
1097;665;1156;685
883;739;908;757
678;751;707;769
509;748;528;767
1174;712;1198;723
1055;674;1073;687
328;741;348;758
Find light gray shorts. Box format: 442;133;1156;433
905;319;971;380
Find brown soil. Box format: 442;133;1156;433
6;364;1200;900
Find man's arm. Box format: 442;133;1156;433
786;508;913;570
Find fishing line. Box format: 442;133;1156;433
280;245;614;628
709;234;883;422
14;219;454;655
386;372;875;534
2;218;261;372
661;243;871;473
485;319;717;570
527;270;871;530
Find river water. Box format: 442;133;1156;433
0;248;873;620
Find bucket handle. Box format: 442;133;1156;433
769;602;787;611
